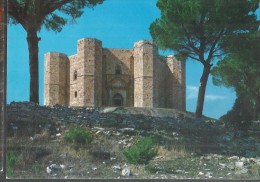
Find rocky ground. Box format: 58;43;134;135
6;103;260;179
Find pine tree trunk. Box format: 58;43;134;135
27;29;39;104
195;64;211;118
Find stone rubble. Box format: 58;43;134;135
121;167;131;177
46;164;65;174
112;165;121;170
6;102;260;179
7;102;209;137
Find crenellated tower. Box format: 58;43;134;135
69;38;103;107
133;40;156;107
165;55;186;111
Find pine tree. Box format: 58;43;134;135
8;0;104;103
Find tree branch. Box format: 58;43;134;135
43;0;74;16
181;44;199;57
8;1;25;25
211;52;226;59
22;0;30;20
206;29;225;63
198;14;207;62
187;54;202;62
182;25;201;54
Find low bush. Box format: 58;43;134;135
220;97;253;130
64;127;93;145
123;137;157;164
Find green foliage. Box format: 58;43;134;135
64;127;93;145
212;32;260;122
220;96;254;130
150;0;259;117
8;0;104;32
212;32;260;91
150;0;259;60
7;151;17;177
123;137;157;165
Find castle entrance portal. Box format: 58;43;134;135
113;93;123;106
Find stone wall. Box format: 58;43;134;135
165;56;186;111
6;102;194;137
44;53;69;106
74;38;103;107
152;55;186;110
153;57;168;108
68;54;78;106
103;49;133;75
134;40;154;107
102;49;134;107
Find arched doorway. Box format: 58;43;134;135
113;93;123;106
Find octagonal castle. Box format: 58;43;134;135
44;38;186;111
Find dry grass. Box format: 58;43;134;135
6;122;260;179
6;127;194;178
156;145;191;159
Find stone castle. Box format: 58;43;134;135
44;38;186;111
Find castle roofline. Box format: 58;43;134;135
68;54;77;58
103;48;133;51
77;37;102;43
134;40;153;48
44;52;68;57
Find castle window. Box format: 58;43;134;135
74;70;77;80
130;56;134;62
113;93;123;106
74;91;77;98
115;65;121;75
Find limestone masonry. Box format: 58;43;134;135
44;38;186;111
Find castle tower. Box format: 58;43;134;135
165;55;186;111
133;40;156;107
44;52;69;106
70;38;102;107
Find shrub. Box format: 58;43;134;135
220;96;253;130
64;127;93;145
123;137;157;164
7;151;17;177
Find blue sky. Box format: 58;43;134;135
8;0;258;119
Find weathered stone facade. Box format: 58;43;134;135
44;38;186;111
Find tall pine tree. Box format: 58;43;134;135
150;0;259;117
212;32;260;121
8;0;104;103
